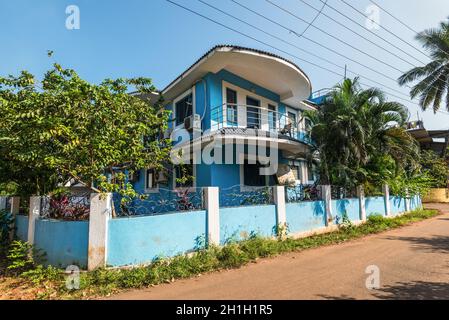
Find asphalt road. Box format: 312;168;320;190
108;203;449;300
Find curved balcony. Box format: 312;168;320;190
210;103;313;146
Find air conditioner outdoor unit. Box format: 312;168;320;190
184;114;201;131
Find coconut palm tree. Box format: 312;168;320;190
306;78;419;188
398;19;449;113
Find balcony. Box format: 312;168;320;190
210;103;313;146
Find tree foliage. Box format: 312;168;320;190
306;78;420;191
0;63;171;197
398;18;449;113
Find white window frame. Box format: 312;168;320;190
173;88;196;130
221;81;278;131
144;168;160;193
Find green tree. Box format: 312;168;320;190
306;78;419;188
419;150;449;188
398;19;449;113
0;63;171;198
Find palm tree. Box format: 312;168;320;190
398;19;449;113
306;78;419;188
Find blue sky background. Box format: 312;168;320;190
1;0;449;129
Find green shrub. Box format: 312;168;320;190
6;240;45;275
0;209;13;254
21;265;63;285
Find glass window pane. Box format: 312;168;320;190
175;93;193;126
246;97;260;129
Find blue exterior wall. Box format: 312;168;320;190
34;219;88;268
15;215;28;241
365;197;386;217
219;205;276;244
389;196;406;216
332;198;360;222
107;210;206;267
410;195;422;210
286;201;326;234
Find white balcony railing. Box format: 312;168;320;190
210;103;309;141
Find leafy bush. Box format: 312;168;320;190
21;265;63;285
6;240;46;275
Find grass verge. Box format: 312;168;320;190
0;209;440;299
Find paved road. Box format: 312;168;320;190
109;204;449;300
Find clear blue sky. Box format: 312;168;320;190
1;0;449;129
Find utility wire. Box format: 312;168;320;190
262;0;405;74
338;0;430;59
369;0;419;34
230;0;401;85
309;0;426;65
164;0;449;116
198;0;409;99
297;0;328;38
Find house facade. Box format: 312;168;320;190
130;45;320;202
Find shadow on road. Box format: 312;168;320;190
384;235;449;254
319;281;449;300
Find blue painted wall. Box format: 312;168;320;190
389;196;406;216
15;215;28;241
365;197;386;217
219;205;276;244
286;201;326;234
34;219;88;268
107;210;206;267
332;198;360;223
410;195;422;210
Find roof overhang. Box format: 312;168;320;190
162;46;312;107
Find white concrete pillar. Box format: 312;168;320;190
405;189;411;212
321;185;333;226
273;186;287;237
383;184;391;217
27;196;41;245
88;193;112;271
357;186;366;221
204;187;220;247
9;197;20;241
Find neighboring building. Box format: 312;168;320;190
129;45;321;200
407;120;449;158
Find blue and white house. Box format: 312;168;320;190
131;45;319;202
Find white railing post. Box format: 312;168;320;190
88;193;112;271
204;187;220;247
27;196;41;245
383;184;391;217
357;186;366;221
405;188;411;212
9;197;20;241
273;186;287;237
321;185;333;226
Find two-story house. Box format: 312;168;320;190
128;45;320;208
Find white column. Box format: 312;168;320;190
321;185;333;226
357;185;366;221
383;184;391;217
9;197;20;241
88;193;112;271
273;186;287;237
27;196;41;245
405;188;411;212
204;187;220;246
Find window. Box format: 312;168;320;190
175;164;194;188
291;165;302;182
268;105;277;131
226;88;238;126
175;93;193;126
307;163;314;182
246;97;261;129
145;169;158;190
243;161;276;187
